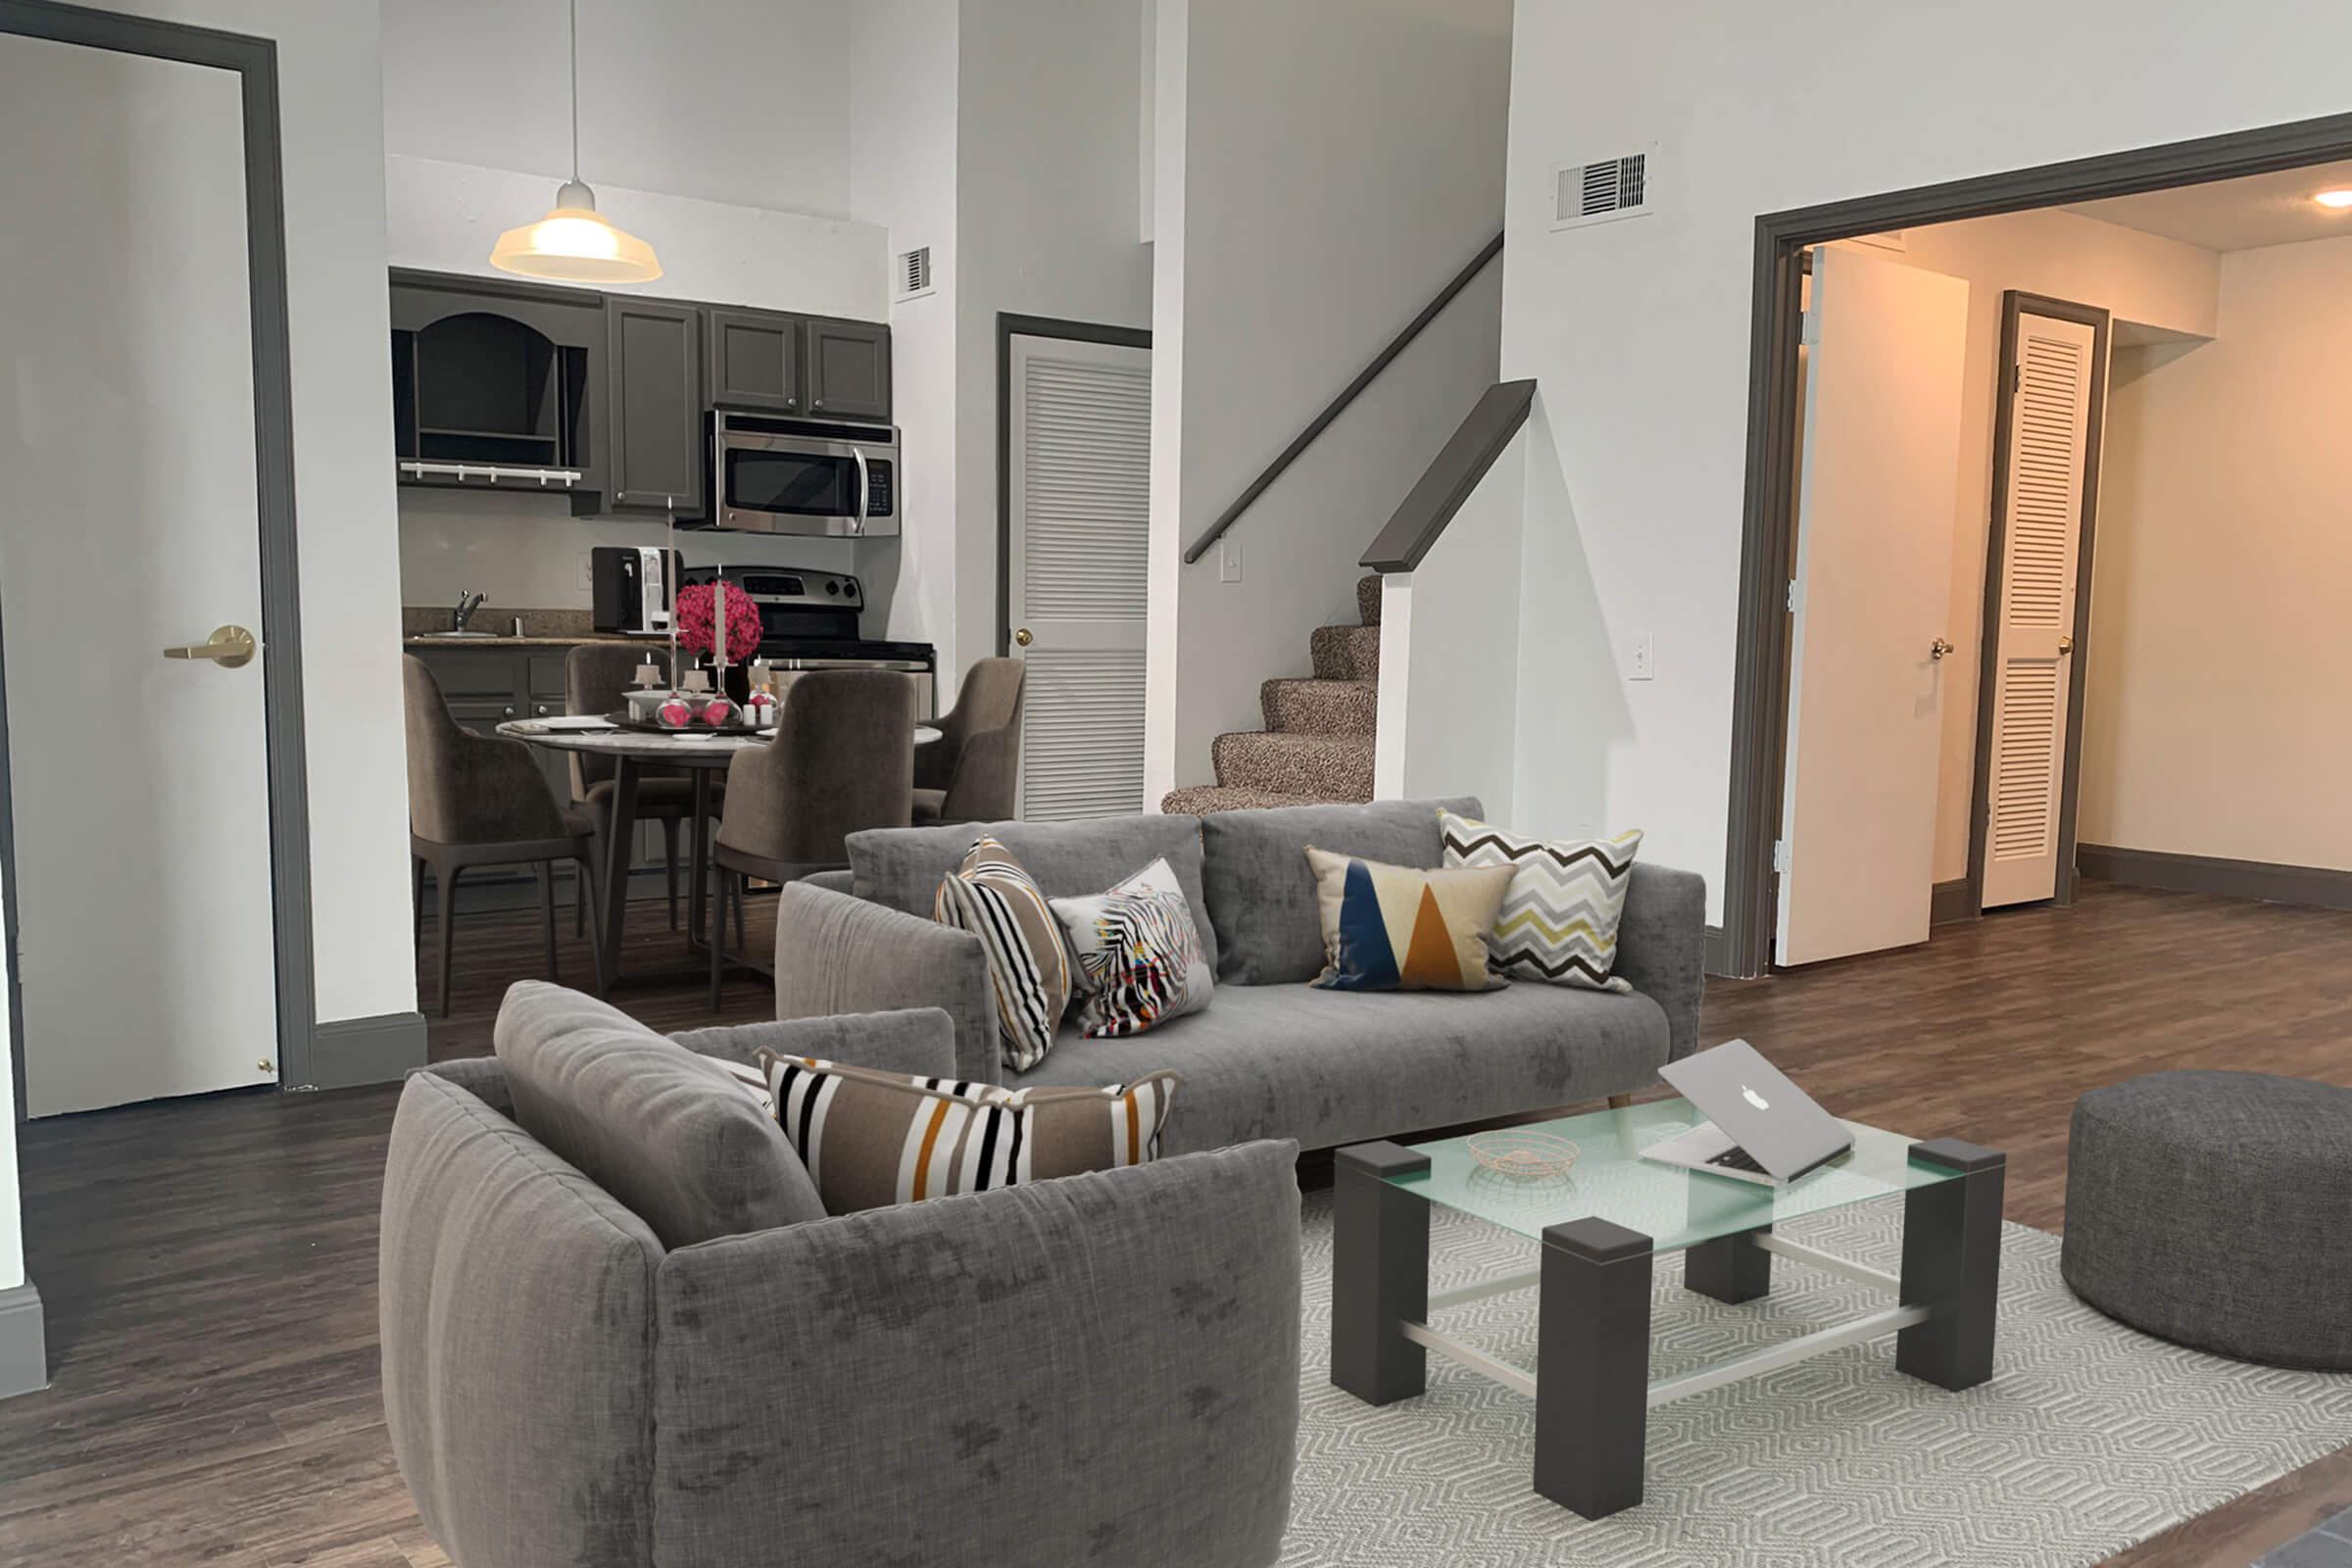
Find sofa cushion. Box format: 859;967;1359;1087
1305;848;1513;992
1011;979;1667;1155
1441;811;1643;991
848;813;1217;973
1201;797;1481;985
495;980;827;1246
934;837;1075;1072
755;1051;1180;1214
1051;855;1214;1038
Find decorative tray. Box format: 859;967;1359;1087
602;709;767;736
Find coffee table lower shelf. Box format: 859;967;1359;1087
1332;1132;2005;1520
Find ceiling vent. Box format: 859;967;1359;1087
1550;146;1656;230
893;245;935;302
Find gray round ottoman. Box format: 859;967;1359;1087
2061;1070;2352;1370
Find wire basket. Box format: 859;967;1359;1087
1467;1129;1580;1181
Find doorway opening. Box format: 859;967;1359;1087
1727;113;2352;976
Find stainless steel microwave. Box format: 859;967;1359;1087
700;410;899;536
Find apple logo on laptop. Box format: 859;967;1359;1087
1741;1085;1770;1111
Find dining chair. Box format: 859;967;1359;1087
404;656;603;1017
708;669;916;1007
564;643;718;933
910;657;1025;825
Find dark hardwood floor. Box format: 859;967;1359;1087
0;880;2344;1565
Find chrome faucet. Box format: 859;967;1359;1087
453;591;486;633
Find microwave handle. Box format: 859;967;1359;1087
851;446;870;537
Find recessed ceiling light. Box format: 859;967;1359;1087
2315;188;2352;210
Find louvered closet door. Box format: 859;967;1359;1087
1007;333;1152;820
1983;309;2099;907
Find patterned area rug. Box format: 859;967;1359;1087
1285;1192;2352;1566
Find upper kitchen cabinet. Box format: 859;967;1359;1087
706;307;803;415
389;270;605;497
806;318;893;422
604;297;705;515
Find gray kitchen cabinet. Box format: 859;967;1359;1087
605;297;706;514
706;307;803;414
806;318;892;420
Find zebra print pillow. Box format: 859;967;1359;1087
935;837;1074;1073
1050;857;1214;1039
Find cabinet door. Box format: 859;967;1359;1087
806;318;892;420
707;308;802;414
606;298;706;514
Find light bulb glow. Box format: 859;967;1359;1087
490;200;662;283
2315;188;2352;210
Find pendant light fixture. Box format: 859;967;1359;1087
490;0;662;283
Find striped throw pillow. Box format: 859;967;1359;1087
934;837;1074;1073
754;1051;1178;1214
1440;811;1642;991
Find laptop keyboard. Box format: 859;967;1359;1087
1705;1145;1768;1174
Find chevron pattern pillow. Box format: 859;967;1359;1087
1440;811;1642;992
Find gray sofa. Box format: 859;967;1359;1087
772;797;1708;1155
381;1002;1303;1568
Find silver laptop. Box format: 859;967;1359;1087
1641;1038;1852;1187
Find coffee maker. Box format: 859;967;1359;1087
589;547;678;636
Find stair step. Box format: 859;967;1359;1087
1261;677;1377;736
1159;785;1328;815
1356;573;1384;628
1309;624;1382;682
1211;730;1374;801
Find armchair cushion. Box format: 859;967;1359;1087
495;981;826;1246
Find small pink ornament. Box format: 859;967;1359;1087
699;698;736;728
657;698;693;729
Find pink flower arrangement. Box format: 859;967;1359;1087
672;580;764;663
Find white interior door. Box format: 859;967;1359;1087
1982;307;2099;907
1776;247;1970;966
1007;333;1152;820
0;35;279;1114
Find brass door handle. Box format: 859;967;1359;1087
1013;628;1034;648
1930;637;1956;662
163;625;256;668
2058;633;2076;655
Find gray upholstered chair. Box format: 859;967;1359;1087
405;656;603;1016
565;643;716;932
709;669;917;1005
910;657;1024;825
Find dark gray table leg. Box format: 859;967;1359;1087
1687;1223;1772;1303
595;758;639;992
687;768;712;955
1537;1218;1652;1520
1331;1142;1429;1406
1896;1138;2005;1392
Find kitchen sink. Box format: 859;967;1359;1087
416;629;500;639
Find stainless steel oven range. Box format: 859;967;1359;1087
679;564;936;714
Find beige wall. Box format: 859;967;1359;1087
1838;210;2220;883
2079;235;2352;870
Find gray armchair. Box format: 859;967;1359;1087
403;656;602;1014
912;656;1024;824
709;669;918;1005
379;1007;1303;1568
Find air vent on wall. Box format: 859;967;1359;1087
1550;146;1656;230
893;245;935;302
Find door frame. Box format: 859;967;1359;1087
995;313;1152;662
0;0;316;1092
1719;109;2352;979
1962;292;2111;918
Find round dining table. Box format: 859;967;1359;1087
499;717;942;991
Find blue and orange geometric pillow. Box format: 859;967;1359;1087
1303;847;1516;993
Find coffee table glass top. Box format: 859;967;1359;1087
1385;1098;1960;1253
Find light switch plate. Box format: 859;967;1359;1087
1218;536;1243;583
1629;634;1655;680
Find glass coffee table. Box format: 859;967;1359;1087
1332;1098;2005;1520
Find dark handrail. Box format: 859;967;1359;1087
1358;378;1534;573
1181;230;1504;565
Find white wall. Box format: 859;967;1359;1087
2080;235;2352;869
1830;211;2219;883
1500;0;2352;922
1148;0;1510;800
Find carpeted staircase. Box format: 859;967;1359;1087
1161;575;1383;814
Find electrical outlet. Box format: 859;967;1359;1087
578;557;595;592
1629;634;1655;681
1218;536;1243;583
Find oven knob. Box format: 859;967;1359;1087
825;580;839;595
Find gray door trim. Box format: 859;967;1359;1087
1720;109;2352;979
0;1;318;1087
995;314;1152;661
1964;292;2109;919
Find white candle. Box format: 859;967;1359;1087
714;580;727;668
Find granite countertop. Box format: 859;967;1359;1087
401;606;659;649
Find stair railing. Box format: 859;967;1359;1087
1357;378;1536;573
1180;230;1504;566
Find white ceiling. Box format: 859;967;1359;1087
2066;159;2352;253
